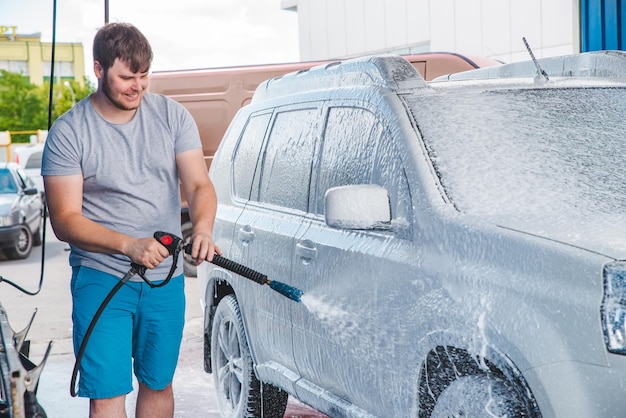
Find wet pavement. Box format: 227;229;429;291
1;224;327;417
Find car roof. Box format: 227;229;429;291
252;54;428;102
434;50;626;82
252;51;626;105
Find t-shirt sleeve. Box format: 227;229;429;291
172;101;202;155
41;119;83;176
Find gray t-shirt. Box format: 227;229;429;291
42;92;201;281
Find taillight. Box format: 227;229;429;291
601;261;626;354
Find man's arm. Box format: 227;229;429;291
176;148;218;263
43;174;170;269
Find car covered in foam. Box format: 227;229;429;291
198;51;626;417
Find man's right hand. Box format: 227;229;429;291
125;237;171;269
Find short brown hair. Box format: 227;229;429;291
93;22;153;73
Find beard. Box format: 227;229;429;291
102;72;141;111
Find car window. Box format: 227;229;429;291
0;169;17;193
314;106;379;214
15;167;35;189
232;113;272;200
25;151;42;169
258;108;319;211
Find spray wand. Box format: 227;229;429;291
198;250;303;303
178;231;302;302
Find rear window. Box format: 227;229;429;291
232;113;271;200
25;151;42;169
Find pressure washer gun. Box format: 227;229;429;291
154;231;302;302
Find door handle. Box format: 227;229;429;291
238;225;255;243
295;240;317;261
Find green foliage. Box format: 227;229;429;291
42;77;95;120
0;70;47;141
0;71;95;143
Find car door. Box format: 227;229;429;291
14;168;41;230
233;103;323;380
290;104;420;415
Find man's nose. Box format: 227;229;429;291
130;78;144;91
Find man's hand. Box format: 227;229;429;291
188;231;221;264
126;237;171;269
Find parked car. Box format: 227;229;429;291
0;162;44;259
198;51;626;417
13;142;45;196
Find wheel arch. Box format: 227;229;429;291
203;274;235;373
417;342;542;417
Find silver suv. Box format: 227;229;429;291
198;51;626;417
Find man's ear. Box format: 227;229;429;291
94;61;104;79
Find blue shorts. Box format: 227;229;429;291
71;266;185;399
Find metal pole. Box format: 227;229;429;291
47;0;57;131
105;0;109;24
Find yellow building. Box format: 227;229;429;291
0;25;85;86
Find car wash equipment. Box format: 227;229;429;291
191;249;303;303
0;303;51;418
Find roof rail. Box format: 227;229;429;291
435;50;626;81
252;54;427;102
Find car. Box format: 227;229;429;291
197;51;626;417
0;162;44;259
13;142;45;196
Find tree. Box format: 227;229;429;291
0;71;95;143
42;77;95;121
0;70;47;140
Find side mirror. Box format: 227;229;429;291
23;187;39;196
325;184;391;230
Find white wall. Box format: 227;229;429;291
288;0;579;63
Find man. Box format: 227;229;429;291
42;23;217;418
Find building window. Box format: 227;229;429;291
0;60;29;75
42;61;74;81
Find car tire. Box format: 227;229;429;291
181;221;197;277
4;224;33;259
431;374;530;417
211;294;288;418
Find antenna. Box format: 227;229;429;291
522;37;549;82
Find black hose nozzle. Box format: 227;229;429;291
210;254;268;285
185;246;303;302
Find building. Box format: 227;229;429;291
281;0;624;64
0;25;85;86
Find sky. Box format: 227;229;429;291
1;0;300;78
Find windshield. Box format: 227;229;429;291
409;86;626;220
0;169;17;194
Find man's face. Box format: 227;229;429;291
99;58;149;111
